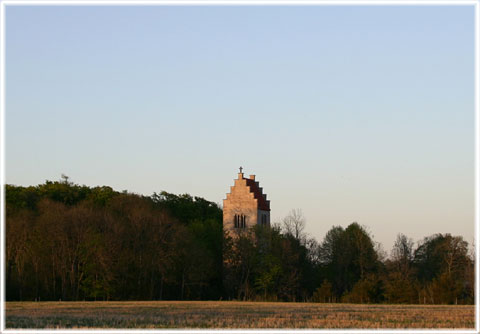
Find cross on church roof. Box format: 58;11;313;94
239;166;243;173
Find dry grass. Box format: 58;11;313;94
5;301;475;329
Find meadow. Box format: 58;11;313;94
5;301;475;329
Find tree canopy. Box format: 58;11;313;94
5;179;474;304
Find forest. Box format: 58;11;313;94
5;177;474;304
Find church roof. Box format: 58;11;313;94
245;178;270;211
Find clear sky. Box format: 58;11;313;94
5;4;475;253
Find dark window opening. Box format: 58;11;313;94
234;214;247;229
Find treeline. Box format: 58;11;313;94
224;217;474;305
6;177;223;301
5;178;474;304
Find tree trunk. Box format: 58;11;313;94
181;270;185;300
159;277;163;300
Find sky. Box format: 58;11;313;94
5;4;475;253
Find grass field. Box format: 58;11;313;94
5;301;475;329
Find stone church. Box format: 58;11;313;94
223;167;270;234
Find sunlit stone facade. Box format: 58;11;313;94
223;168;270;236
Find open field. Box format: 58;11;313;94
5;301;475;329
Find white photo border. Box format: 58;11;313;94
0;0;478;333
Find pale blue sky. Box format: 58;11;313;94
5;5;475;252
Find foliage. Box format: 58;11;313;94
6;179;222;301
5;178;474;304
413;234;472;304
312;279;333;303
319;223;380;300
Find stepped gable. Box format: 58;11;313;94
245;178;270;211
223;167;271;235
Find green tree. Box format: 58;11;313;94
320;223;379;300
414;234;470;304
383;234;416;304
313;279;333;303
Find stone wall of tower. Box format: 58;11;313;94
223;173;259;235
257;209;270;226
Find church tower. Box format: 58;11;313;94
223;167;270;235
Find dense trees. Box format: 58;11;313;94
316;223;381;303
5;179;474;304
6;180;222;301
413;234;473;304
383;234;416;303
